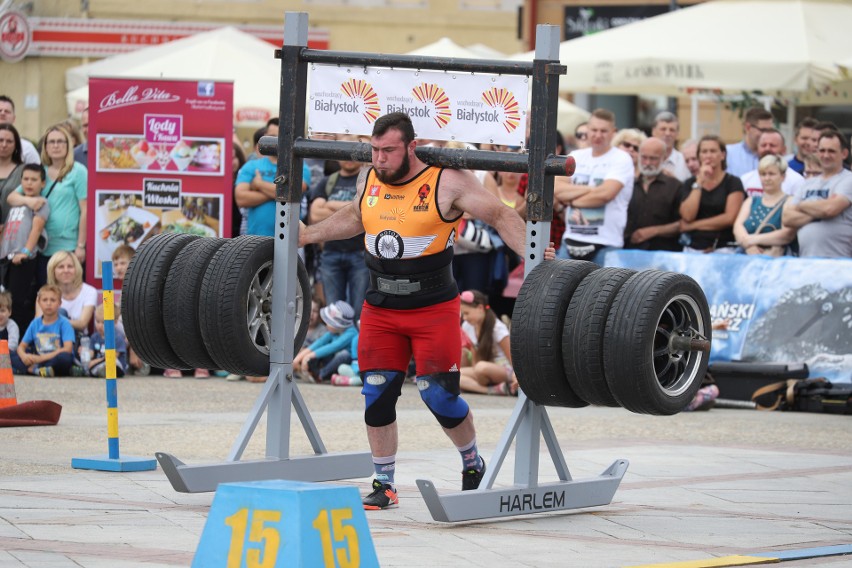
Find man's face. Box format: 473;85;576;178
757;132;785;159
816;136;848;174
795;127;819;158
746;118;774;149
0;102;14;125
651;120;678;152
371;129;413;183
21;170;45;196
638;141;665;177
587;117;615;153
682;143;699;177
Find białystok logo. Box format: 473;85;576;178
411;83;451;128
340;78;381;124
480;87;521;133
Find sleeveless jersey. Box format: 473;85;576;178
360;166;460;261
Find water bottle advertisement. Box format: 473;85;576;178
85;77;234;286
601;250;852;384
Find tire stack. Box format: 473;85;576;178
122;233;311;377
511;260;711;415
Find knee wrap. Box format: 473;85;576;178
417;372;469;429
361;370;406;427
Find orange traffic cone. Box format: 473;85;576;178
0;339;16;408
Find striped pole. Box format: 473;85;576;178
102;261;120;459
71;260;156;472
0;340;17;408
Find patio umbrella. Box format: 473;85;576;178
65;27;281;126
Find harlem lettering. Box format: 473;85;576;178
499;490;565;512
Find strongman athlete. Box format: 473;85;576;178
300;113;526;509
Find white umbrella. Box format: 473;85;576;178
65;27;281;126
404;37;485;59
515;0;852;97
465;43;507;60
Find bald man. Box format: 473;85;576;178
623;137;683;251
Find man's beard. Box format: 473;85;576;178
375;153;410;183
639;163;662;177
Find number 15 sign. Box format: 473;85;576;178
193;480;380;567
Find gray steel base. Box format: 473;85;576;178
416;388;629;522
416;459;628;522
157;344;373;493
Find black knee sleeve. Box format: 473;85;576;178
362;370;406;427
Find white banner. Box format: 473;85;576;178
308;65;529;146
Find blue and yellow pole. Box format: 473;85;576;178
71;260;156;472
102;261;120;460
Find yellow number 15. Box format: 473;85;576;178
312;508;361;568
224;508;281;568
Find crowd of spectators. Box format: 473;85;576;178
2;94;850;381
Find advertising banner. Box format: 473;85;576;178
86;77;233;286
309;65;529;147
601;250;852;384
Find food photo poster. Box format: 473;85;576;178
86;77;234;284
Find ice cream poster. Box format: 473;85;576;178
86;77;234;286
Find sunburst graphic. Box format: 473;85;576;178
340;78;381;124
481;87;521;133
412;83;452;128
391;207;406;224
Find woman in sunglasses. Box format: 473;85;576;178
612;128;647;180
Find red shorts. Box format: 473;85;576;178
358;297;461;377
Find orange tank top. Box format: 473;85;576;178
360;166;461;261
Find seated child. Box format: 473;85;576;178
10;284;75;377
79;304;128;377
110;245;150;376
292;300;357;383
0;291;20;353
331;323;361;386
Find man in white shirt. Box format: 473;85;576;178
652;111;690;181
739;129;804;197
0;95;39;164
782;131;852;258
554;108;634;261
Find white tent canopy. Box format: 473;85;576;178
65;27;281;126
404;37;486;59
515;0;852;99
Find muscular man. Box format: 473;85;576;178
299;113;526;510
782;131;852;258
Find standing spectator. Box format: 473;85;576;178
679;135;746;253
72;108;89;167
554;108;634;261
0;124;25;230
230;140;247;237
45;251;96;339
308;135;369;320
782;131;852;258
571;122;590;151
733;154;796;256
681;139;700;179
624;138;683;252
7;124;88;286
786;117;820;175
739;129;804;197
726;107;774;177
11;284;75;377
0;95;39;164
1;163;49;332
612;128;647;178
651;111;691;181
234;120;311;238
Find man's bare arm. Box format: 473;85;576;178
782;199;815;229
570;179;624;208
796;194;851;220
300;169;367;247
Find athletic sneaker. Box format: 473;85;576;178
37;366;55;378
462;458;486;491
362;479;398;510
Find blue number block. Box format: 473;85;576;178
194;480;379;568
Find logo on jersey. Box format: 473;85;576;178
379;207;406;224
414;184;431;212
366;184;381;208
374;230;404;259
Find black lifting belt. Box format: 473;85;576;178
370;264;455;296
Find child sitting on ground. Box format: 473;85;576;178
459;289;516;396
111;245;150;376
293;300;357;383
11;284;75;377
331;322;361;386
0;291;20;354
79;304;128;377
